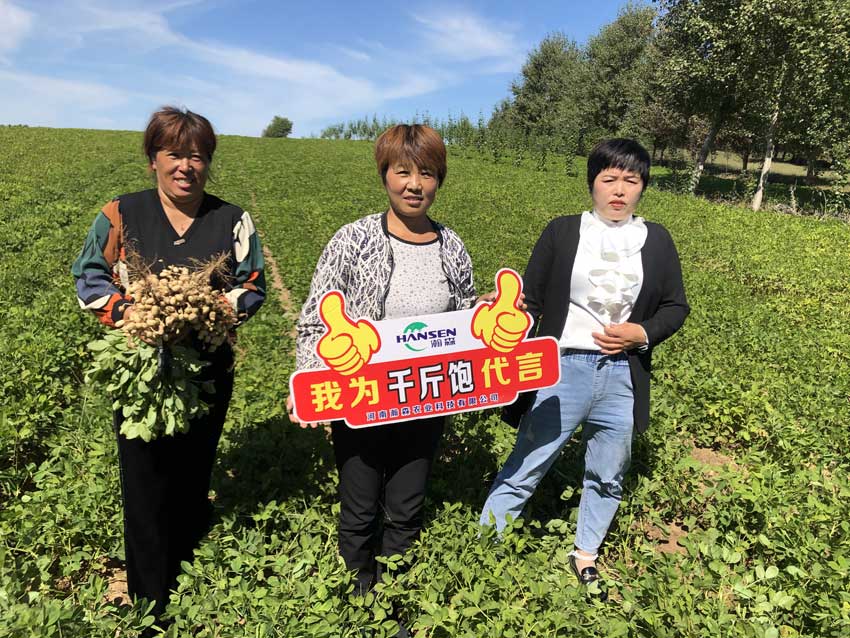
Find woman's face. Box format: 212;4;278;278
384;162;438;219
151;146;209;205
591;167;644;222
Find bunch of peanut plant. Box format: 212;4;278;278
87;256;236;440
116;261;235;350
86;331;211;441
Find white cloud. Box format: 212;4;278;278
1;1;518;135
382;76;446;101
414;10;522;64
186;40;373;91
31;1;446;133
39;1;378;103
77;5;174;38
337;46;372;62
0;1;33;59
0;69;128;127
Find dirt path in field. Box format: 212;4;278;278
102;559;129;605
644;521;688;555
636;445;741;557
252;192;298;338
690;445;739;473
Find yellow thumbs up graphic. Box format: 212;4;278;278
471;269;531;353
317;291;381;375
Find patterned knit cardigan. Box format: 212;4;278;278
295;212;477;371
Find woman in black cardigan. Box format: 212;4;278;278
480;139;689;592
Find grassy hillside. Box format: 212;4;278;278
2;127;849;637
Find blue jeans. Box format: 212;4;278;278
480;350;634;554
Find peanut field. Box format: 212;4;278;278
1;127;849;637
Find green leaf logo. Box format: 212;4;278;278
402;321;428;352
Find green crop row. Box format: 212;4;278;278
1;128;848;637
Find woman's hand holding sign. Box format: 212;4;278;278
471;269;531;353
288;292;380;428
317;292;381;375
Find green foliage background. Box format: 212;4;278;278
1;128;849;637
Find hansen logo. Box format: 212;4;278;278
397;322;457;352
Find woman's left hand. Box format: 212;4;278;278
592;322;647;355
476;291;527;311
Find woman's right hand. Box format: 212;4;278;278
592;322;648;354
119;305;160;345
287;395;327;429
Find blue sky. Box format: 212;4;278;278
1;0;638;137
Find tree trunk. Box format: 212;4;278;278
751;106;780;211
689;113;723;193
806;158;817;185
752;58;789;212
741;147;750;173
660;147;666;164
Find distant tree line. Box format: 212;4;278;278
321;1;850;211
320;112;485;148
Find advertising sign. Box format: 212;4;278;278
289;269;560;427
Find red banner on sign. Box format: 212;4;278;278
290;337;560;427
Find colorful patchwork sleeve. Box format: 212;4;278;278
225;210;266;324
71;200;131;327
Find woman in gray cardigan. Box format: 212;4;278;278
289;126;482;635
480;138;689;595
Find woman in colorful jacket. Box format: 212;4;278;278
72;106;265;619
480;138;689;595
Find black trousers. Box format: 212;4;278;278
331;417;444;592
114;361;233;618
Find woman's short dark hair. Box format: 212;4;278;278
587;138;651;192
375;124;447;186
143;106;217;163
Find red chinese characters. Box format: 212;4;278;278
291;338;559;427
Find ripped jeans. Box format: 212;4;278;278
480;350;634;554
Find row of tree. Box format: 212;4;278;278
492;0;850;209
319;113;486;146
317;1;850;211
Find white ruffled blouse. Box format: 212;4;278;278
558;210;647;351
